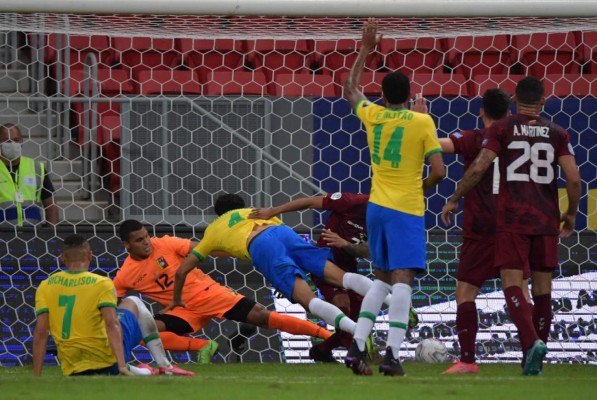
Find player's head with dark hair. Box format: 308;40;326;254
119;219;145;242
515;76;544;106
481;88;510;121
62;234;91;264
214;193;246;216
382;72;411;105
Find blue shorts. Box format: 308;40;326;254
117;308;143;363
366;202;426;271
248;225;332;301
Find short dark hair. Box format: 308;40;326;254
515;76;544;105
382;72;411;105
63;234;89;250
119;219;145;242
482;88;510;121
214;193;246;216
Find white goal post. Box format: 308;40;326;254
2;0;597;17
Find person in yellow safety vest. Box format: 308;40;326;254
0;123;58;227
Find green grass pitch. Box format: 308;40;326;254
2;362;596;400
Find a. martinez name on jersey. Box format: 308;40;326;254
513;125;550;138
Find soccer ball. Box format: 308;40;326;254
415;338;448;363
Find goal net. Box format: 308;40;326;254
0;5;595;367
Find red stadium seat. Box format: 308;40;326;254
177;38;245;74
314;39;382;81
380;37;446;74
135;69;201;95
245;39;313;80
203;70;268;96
511;32;580;77
446;35;512;79
338;71;387;97
468;73;524;98
68;67;134;96
543;74;597;97
575;30;597;74
272;73;337;97
112;37;181;78
410;72;469;97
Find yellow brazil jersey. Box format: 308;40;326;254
35;270;118;376
192;208;283;261
355;99;442;216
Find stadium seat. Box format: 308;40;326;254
467;73;524;98
203;70;268;96
112;37;181;78
338;71;387;97
410;72;469;97
314;39;382;81
68;67;134;96
135;69;201;95
272;73;337;97
445;35;512;79
380;37;446;74
177;38;245;75
66;35;114;70
543;73;597;97
575;30;597;74
245;39;314;80
511;32;581;77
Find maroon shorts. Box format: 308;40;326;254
458;238;499;288
494;231;559;274
312;276;363;320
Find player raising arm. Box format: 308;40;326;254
441;76;581;376
342;18;445;377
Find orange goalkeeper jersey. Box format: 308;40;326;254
113;235;218;308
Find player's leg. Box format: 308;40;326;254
224;296;331;340
527;235;558;372
379;208;425;377
443;238;492;374
120;297;194;376
309;280;351;363
291;276;357;336
496;232;543;375
153;310;218;364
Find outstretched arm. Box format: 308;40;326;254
32;313;49;376
423;152;446;192
558;154;581;238
162;253;201;312
343;18;382;108
441;148;496;225
320;229;370;259
249;196;325;220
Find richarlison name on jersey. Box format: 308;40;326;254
513;125;550;138
47;275;98;287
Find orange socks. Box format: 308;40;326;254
267;311;332;339
156;331;210;351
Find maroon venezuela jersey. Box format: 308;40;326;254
450;129;498;240
483;114;574;235
316;192;369;273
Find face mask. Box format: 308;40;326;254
1;141;22;161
